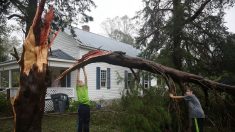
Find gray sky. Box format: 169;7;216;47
83;0;143;35
84;0;235;35
225;7;235;33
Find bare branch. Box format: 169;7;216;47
10;47;20;62
136;29;158;43
158;8;173;12
130;68;140;82
7;14;25;20
136;26;166;43
184;0;211;24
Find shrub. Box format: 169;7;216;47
0;93;12;116
120;86;171;132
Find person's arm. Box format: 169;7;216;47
169;93;185;99
82;67;87;86
77;68;80;85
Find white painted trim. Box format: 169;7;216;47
0;60;17;67
0;57;75;66
48;58;76;63
9;70;12;88
78;43;109;52
0;58;76;71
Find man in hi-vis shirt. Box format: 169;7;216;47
76;67;90;132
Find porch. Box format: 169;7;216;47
0;87;76;112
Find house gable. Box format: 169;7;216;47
65;28;140;57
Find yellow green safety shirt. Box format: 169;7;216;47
76;85;90;106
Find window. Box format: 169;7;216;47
11;69;20;87
143;73;151;88
60;70;71;87
96;67;111;89
0;71;9;88
100;70;107;87
125;71;134;89
144;80;149;88
127;73;132;87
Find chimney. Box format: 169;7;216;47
82;25;90;32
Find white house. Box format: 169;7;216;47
0;26;147;104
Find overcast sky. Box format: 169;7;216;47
83;0;235;35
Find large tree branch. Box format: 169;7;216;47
184;0;211;24
57;50;235;96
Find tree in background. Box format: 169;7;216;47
220;34;235;83
101;15;136;45
0;35;20;62
1;0;93;61
135;0;235;131
1;0;96;37
0;17;9;61
136;0;234;74
0;1;20;62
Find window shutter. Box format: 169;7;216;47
96;67;100;89
66;73;71;87
142;74;145;88
124;70;128;89
107;68;111;89
148;74;151;88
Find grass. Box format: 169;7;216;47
0;110;120;132
1;114;231;132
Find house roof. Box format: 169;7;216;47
49;49;75;60
0;49;75;67
0;59;16;65
65;28;140;57
0;28;140;66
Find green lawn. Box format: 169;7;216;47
0;111;120;132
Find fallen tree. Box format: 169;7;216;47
58;50;235;96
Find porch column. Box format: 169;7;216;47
9;70;12;88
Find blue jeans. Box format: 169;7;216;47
77;104;90;132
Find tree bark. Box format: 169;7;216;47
58;50;235;96
13;0;53;131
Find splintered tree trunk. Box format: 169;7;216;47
13;0;53;131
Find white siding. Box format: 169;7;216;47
0;33;138;101
76;47;132;100
70;70;77;88
85;63;129;100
